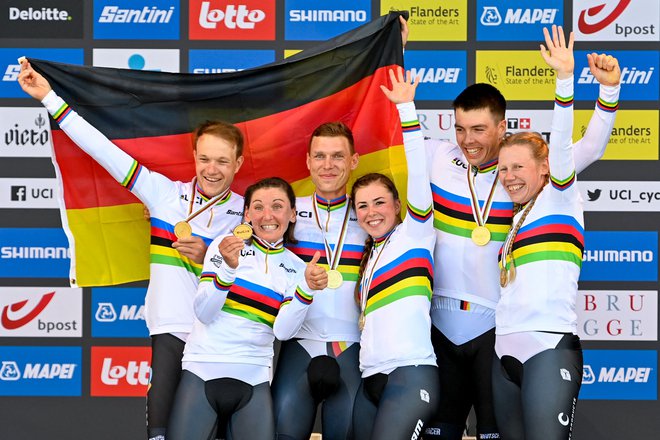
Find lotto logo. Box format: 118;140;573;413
199;3;265;29
100;358;150;386
189;0;275;40
90;346;151;396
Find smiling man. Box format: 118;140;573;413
18;60;245;440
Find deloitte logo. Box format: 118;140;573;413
9;7;71;21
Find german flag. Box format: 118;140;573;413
30;12;406;287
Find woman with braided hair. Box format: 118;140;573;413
492;26;621;440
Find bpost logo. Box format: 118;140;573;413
285;0;370;40
403;51;466;101
574;0;659;41
0;228;71;279
576;51;658;101
580;231;657;282
574;110;658;161
0;49;83;98
580;350;657;400
0;287;82;337
477;0;563;41
578;290;657;341
0;0;83;39
189;0;275;40
381;0;467;41
0;346;81;396
476;51;555;101
0;108;50;158
189;49;274;74
91;346;151;396
92;287;149;337
0;178;59;208
93;0;179;40
579;181;660;211
93;49;180;73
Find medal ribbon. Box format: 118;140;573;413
311;193;352;272
182;178;232;225
466;166;499;229
500;197;536;271
252;235;284;274
359;229;395;320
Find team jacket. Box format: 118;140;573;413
184;235;315;366
42;91;244;336
359;102;436;377
428;82;620;310
496;78;582;335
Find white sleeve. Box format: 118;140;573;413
193;236;236;324
549;77;576;200
273;257;316;341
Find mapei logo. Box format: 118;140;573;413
93;0;180;40
91;346;151;396
580;350;657;400
480;7;501;26
91;288;148;337
190;0;275;40
404;51;466;101
0;361;20;381
477;0;563;41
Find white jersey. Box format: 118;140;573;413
497;78;582;335
287;194;367;343
428;82;620;312
184;235;314;367
359;102;436;377
42;91;244;336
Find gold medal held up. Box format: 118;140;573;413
174;221;192;239
471;226;491;246
233;223;253;240
327;269;343;289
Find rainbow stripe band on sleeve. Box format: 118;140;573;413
53;102;72;124
407;202;432;223
597;97;619;113
295;286;313;305
554;94;574;107
199;272;232;292
401;119;421;133
121;160;143;190
551;170;576;191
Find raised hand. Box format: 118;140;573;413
587;53;621;87
540;25;574;80
17;59;52;101
305;251;328;290
215;235;244;269
379;66;419;105
172;235;209;264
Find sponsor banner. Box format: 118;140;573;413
90;346;151;397
417;109;456;143
189;49;275;74
93;49;180;73
574;0;659;42
0;0;83;39
0;287;82;337
189;0;276;41
579;181;660;212
0;346;82;396
0;48;83;98
574;110;658;161
404;50;466;101
0;178;59;209
578;290;657;341
581;350;657;400
93;0;180;40
285;0;371;41
476;0;563;41
381;0;467;41
580;231;657;282
476;50;555;101
92;288;148;338
0;228;71;279
575;50;659;101
0;107;51;158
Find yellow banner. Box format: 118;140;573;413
381;0;467;41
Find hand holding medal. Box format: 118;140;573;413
218;235;246;269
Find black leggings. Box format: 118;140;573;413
424;327;499;440
168;370;274;440
353;365;440;440
272;340;361;440
492;334;583;440
147;333;185;440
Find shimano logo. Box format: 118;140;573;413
578;66;654;85
0;361;76;380
278;263;296;273
199;3;265;30
504;8;558;24
410;67;461;84
9;7;70;21
289;9;367;23
98;6;175;24
583;250;653;262
193;68;242;74
1;246;70;259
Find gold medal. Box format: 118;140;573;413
174;221;192;239
358;313;366;331
327;269;343;289
471;225;491;246
499;267;508;287
232;223;253;240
